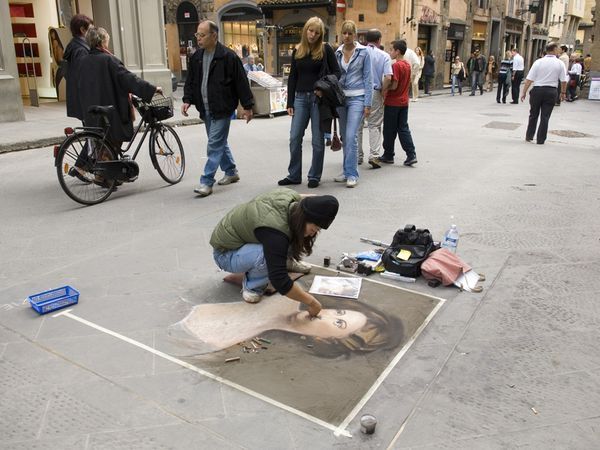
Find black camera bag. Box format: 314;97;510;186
381;225;438;278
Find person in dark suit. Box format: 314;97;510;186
62;14;93;120
422;50;435;95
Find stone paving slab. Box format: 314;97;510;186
1;93;600;448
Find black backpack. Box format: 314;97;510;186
381;225;438;278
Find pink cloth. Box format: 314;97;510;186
421;248;472;286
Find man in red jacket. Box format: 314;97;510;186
380;39;417;166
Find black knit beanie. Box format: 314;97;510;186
301;195;339;229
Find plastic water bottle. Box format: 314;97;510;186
441;224;459;253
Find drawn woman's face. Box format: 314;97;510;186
288;309;367;339
306;26;321;44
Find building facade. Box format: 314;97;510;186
0;0;171;123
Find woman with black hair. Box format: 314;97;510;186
210;188;339;316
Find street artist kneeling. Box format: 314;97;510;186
210;188;339;317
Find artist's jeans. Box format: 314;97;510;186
358;89;384;161
287;91;325;182
337;95;364;180
382;105;416;161
213;244;268;293
201;111;237;187
451;75;462;95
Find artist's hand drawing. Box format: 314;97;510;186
167;295;403;358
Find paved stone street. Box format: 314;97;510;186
1;92;599;449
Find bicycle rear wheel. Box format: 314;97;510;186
56;132;118;205
150;124;185;184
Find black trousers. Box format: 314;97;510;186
423;75;433;94
496;74;509;102
526;86;556;144
382;105;416;161
511;70;524;103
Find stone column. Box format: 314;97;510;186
94;0;172;95
0;1;25;122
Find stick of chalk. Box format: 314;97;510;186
225;357;241;363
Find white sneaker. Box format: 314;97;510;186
286;258;311;274
217;173;240;185
242;288;263;304
193;184;213;197
334;173;347;182
346;177;358;188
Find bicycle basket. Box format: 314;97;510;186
148;96;174;121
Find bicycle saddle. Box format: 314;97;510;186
87;105;115;116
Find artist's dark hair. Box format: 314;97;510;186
288;202;317;260
70;14;93;37
201;19;219;36
391;39;407;55
298;297;404;359
365;29;382;43
546;42;558;53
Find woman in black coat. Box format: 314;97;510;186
63;14;93;120
77;27;160;145
423;51;435;95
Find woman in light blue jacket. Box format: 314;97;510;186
334;20;372;188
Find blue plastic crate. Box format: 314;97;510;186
28;285;79;315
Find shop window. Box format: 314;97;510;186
223;21;259;61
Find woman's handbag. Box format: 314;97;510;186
331;118;342;151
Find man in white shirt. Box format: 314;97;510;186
358;29;393;168
404;47;422;98
520;42;567;145
510;48;525;103
567;58;582;101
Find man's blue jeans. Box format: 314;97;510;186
213;244;268;293
471;71;483;94
287;92;325;182
337;95;364;180
201;111;237;187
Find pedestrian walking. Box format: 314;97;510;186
422;50;435;95
510;48;525;103
182;20;254;197
450;56;465;95
567;57;582;101
496;51;512;103
277;17;340;189
210;188;338;310
356;29;392;170
556;45;570;105
467;49;486;95
63;14;93;120
404;46;422;101
412;47;424;101
520;42;567;145
333;20;372;188
381;39;417;167
485;55;497;92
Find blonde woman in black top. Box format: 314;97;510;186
278;17;340;189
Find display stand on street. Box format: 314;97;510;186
247;71;287;117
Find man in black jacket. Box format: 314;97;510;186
182;20;254;197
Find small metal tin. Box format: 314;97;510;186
323;256;331;267
360;414;377;434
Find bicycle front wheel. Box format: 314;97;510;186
150;124;185;184
56;132;118;205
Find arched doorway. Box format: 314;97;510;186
177;1;199;79
219;5;263;65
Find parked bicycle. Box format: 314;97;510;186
55;95;185;205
